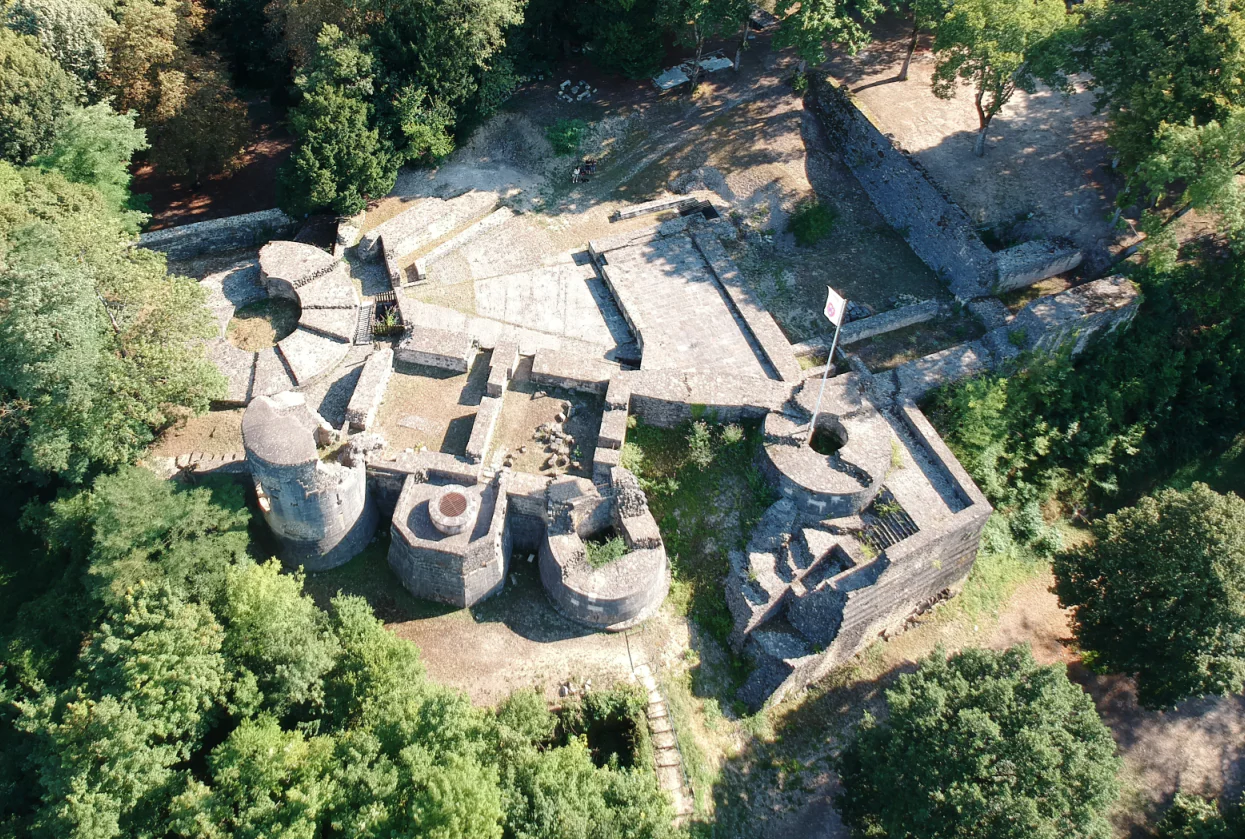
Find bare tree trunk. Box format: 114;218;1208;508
899;17;919;81
735;17;749;71
690;27;705;93
974;86;990;157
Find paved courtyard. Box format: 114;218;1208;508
603;231;773;378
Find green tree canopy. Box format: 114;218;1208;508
0;163;223;484
1054;483;1245;708
928;0;1076;155
1155;792;1244;839
0;28;79;164
4;0;113;88
836;645;1120;839
33;103;148;211
279;26;398;215
1075;0;1245;173
773;0;884;67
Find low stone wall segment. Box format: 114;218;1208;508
139;209;296;261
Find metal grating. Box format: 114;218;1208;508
439;491;468;517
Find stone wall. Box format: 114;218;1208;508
887;277;1140;400
243;393;379;572
623;370;789;428
139;209;296;261
807;76;996;300
387;474;512;608
840;300;940;345
345;347;394;431
994;239;1083;293
1010;275;1139;355
396;326;476;371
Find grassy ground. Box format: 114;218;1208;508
622;418;776;660
302;530;452;624
226;297;300;350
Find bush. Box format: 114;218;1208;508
546;118;586;156
837;646;1120;839
584;535;628;568
787;198;836;246
1155;793;1240;839
1054;483;1245;708
686;420;714;470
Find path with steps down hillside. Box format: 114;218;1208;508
627;636;695;826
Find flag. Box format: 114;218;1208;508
823;286;846;327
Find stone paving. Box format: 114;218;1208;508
599;231;773;379
473;261;634;352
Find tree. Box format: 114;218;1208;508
891;0;948;81
4;0;113;89
928;0;1075;156
219;561;340;717
1155;792;1243;839
574;0;668;79
101;0;248;179
34;104;148;211
0;28;79;164
1074;0;1245;175
280;26;397;215
145;60;250;184
0;164;223;483
1054;484;1245;708
773;0;885;70
20;586;229;839
836;645;1120;839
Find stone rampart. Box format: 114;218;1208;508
140;209;296;261
807;76;996;299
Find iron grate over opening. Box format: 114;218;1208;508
439;491;468;517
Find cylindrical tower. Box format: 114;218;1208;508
242;391;377;571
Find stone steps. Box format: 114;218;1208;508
632;661;696;824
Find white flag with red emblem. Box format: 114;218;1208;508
823;286;846;327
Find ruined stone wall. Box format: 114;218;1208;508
623;370;789;428
249;453;378;571
806;77;996;300
139;209;297;260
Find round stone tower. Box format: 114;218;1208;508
242;391;377;571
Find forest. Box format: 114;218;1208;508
3;0;1245;835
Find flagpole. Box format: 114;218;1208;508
808;317;841;444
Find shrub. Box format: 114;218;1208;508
787;198;836;246
546;118;586;156
584;535;629;568
720;423;745;446
837;646;1120;839
686;420;714;470
1054;483;1245;708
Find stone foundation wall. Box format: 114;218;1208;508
345;347;394;431
840;300;940;345
807;76;996;300
994;239;1083;293
623;370;789;428
139;209;296;260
